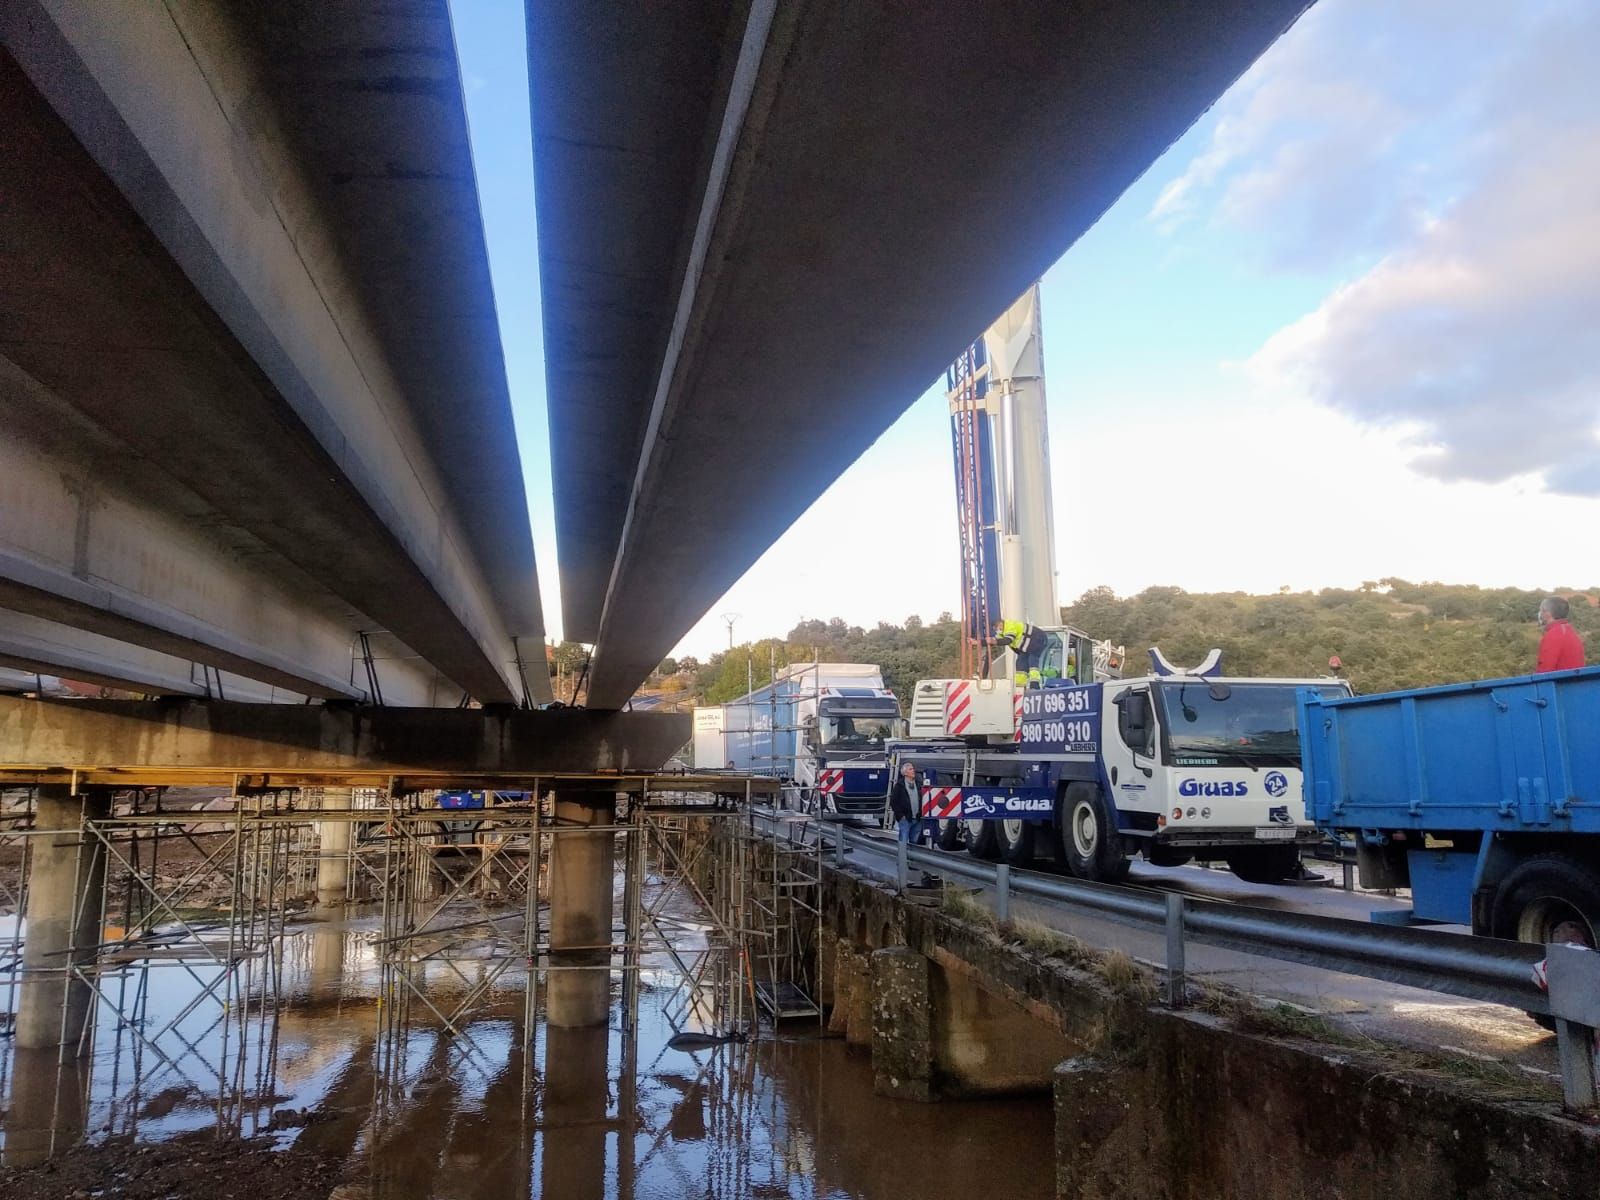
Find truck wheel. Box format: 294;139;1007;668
1145;845;1193;869
964;818;1000;861
1489;854;1600;950
1058;784;1129;883
1224;845;1300;884
999;819;1037;867
938;819;964;851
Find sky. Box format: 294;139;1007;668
450;0;1600;662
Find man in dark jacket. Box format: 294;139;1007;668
889;762;922;843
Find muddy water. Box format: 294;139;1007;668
1;901;1053;1199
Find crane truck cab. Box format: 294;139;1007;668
891;647;1349;883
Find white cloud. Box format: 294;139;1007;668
1192;1;1600;494
1251;137;1600;493
1054;391;1600;602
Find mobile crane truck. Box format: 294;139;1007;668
890;284;1347;882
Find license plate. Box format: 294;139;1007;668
1254;826;1297;840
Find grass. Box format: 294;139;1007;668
1098;949;1158;1002
935;886;1554;1104
939;887;995;928
1196;987;1559;1103
937;889;1159;1000
1006;917;1089;961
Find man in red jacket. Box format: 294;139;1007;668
1536;596;1586;672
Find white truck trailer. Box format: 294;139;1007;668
693;663;904;815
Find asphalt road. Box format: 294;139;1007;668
757;808;1564;1088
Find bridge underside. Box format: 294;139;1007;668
534;0;1311;707
0;1;547;706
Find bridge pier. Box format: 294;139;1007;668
838;936;1078;1101
315;787;353;911
16;785;110;1051
871;947;934;1100
545;792;617;1028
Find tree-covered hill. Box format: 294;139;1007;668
667;580;1599;707
1066;580;1598;695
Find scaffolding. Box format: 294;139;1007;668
0;774;820;1151
745;815;824;1022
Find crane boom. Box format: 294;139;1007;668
947;283;1058;677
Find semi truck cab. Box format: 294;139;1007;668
797;688;904;816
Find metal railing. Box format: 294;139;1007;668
798;818;1600;1112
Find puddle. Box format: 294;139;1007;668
2;881;1053;1198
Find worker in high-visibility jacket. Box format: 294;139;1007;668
993;619;1046;688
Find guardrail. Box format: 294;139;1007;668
778;816;1600;1113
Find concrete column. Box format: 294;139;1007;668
17;786;111;1051
316;787;353;910
871;946;933;1101
539;1025;610;1200
545;792;616;1028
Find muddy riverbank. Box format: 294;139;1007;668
0;1131;345;1200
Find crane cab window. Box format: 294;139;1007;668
1036;631;1095;685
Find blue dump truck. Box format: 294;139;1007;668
1299;667;1600;952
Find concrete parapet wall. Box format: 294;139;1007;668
1055;1008;1599;1200
819;856;1600;1199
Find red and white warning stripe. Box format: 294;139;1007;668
1013;691;1024;742
923;786;963;818
817;768;845;794
945;680;974;735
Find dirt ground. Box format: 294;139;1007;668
0;1131;347;1200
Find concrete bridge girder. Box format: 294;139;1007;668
0;1;549;704
0;607;315;702
0;412;449;702
534;0;1314;707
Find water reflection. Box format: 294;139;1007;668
4;1047;90;1167
1;901;1053;1198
